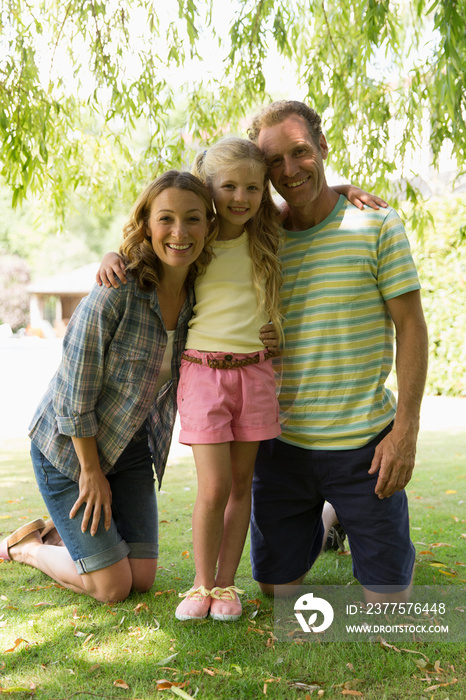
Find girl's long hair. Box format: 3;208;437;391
119;170;216;291
192;138;283;343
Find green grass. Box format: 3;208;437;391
0;433;464;700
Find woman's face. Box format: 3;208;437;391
147;187;209;272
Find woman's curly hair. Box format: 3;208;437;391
119;170;217;291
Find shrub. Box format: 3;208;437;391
0;252;30;331
405;195;466;396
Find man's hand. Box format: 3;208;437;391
368;425;417;499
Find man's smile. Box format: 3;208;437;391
285;176;311;189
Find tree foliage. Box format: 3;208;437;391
0;0;465;220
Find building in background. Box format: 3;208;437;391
27;262;99;337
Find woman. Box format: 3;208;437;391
0;170;216;602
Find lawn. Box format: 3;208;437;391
0;432;464;700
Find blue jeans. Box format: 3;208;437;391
31;430;158;575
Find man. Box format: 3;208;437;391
248;100;428;602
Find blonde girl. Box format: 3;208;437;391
173;137;283;621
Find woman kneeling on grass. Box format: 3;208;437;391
0;171;217;602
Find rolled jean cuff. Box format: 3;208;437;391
127;541;159;559
74;539;130;575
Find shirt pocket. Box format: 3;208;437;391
107;342;150;384
316;255;371;306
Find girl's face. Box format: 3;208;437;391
210;162;265;236
147;187;209;273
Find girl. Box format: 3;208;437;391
0;171;216;603
175;138;283;621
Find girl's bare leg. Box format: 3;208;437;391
191;443;232;590
215;441;259;587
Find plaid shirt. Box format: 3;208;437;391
29;276;194;487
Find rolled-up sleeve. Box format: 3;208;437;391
56;410;99;437
53;284;121;437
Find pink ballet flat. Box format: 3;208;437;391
175;585;211;621
210;585;244;621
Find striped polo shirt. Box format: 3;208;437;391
277;195;421;450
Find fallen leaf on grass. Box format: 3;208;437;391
341;691;363;697
33;602;54;607
156;679;188;690
181;551;190;559
0;686;33;694
426;679;458;691
114;679;129;689
378;639;429;659
418;551;434;556
430;542;453;548
444;490;457;494
4;638;29;653
156;653;179;665
133;602;149;614
290;682;322;693
170;688;194;699
154;590;176;597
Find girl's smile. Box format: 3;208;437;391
210;162;265;240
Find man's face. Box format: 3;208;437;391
257;114;328;208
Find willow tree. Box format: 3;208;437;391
1;0;464;220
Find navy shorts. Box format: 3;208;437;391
31;427;158;575
250;424;415;588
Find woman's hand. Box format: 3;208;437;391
96;252;127;288
333;184;388;211
70;437;112;536
260;322;280;350
70;468;113;536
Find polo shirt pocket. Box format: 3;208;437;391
107;342;149;384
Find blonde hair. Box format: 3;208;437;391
120;170;216;291
192;137;284;343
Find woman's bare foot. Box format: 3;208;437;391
8;530;43;565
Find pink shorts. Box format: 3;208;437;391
177;350;281;445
